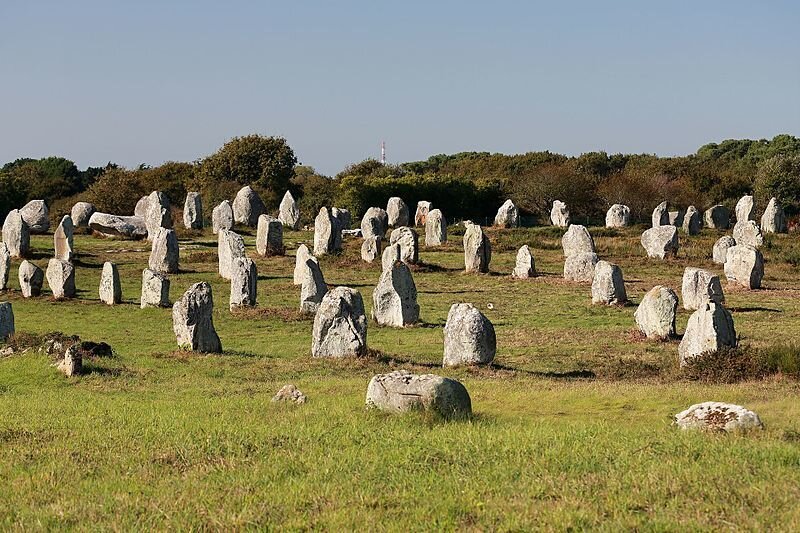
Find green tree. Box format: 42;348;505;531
755;155;800;216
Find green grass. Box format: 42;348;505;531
2;225;800;529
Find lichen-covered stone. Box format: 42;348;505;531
311;287;367;358
361;207;388;240
293;244;312;285
389;227;419;265
381;243;402;272
415;201;432;227
760;197;787;234
674;402;763;432
19;200;49;233
172;282;222;353
232;185;266;227
361;236;382;263
563;252;599;282
2;209;30;257
332;207;351;231
550;200;570;227
386;197;409;228
46;258;76;299
463;223;491;273
230;257;257;310
99;262;121;305
183;192;203;230
732;220;763;248
641;226;679;259
18;261;43;297
217;229;246;280
140;268;170;308
724;245;764;289
212;200;234;234
494;199;518;228
681;267;724;310
299;257;327;314
279;191;301;230
605;204;631;228
678;302;736;366
704;205;730;230
88;213;147;240
424;209;447;246
313;207;342;256
272;384;307;404
149;228;179;274
634;285;678;339
712;236;736;264
372;261;419;327
735;195;754;222
71;202;96;228
0;302;14;340
256;215;284;256
145;191;172;240
682;206;701;235
0;242;9;290
561;225;595;258
591;261;627;305
512;245;535;279
366;370;472;420
54;215;74;262
652;201;669;227
442;303;496;367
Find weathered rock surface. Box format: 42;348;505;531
0;243;9;290
88;213;147;240
332;207;351;230
212;200;234;234
313;207;342;256
361;207;388;239
712;236;736;264
279;191;301;230
443;303;496;367
366;370;472;420
494;199;518;228
387;197;409;228
641;226;679;259
271;384;307;404
293;244;312;285
512;245;536;278
463;223;491;273
233;185;266;227
724;245;764;289
704;205;730;229
381;243;402;272
71;202;96;228
149;228;179;274
19;200;49;233
591;261;627;305
732;220;763;248
46;258;76;299
389;227;419;264
311;287;367;358
761;197;787;234
605;204;631;228
54;215;74;262
99;262;121;305
678;302;736;366
735;195;754;222
415;201;432;226
634;285;678;339
299;257;327;314
372;261;419;327
140;268;170;308
682;206;701;235
562;224;595;258
183;192;203;230
550;200;570;227
674;402;763;432
18;261;43;297
563;252;599;282
361;236;382;263
145;191;172;240
134;196;150;218
59;344;83;377
2;210;30;257
682;267;724;310
230;257;257;310
0;302;14;340
256;215;284;256
173;282;222;353
424;209;447;246
217;229;246;280
652;201;669;227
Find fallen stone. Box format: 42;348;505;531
682;267;724;310
88;212;147;240
463;223;491;273
494;199;518;228
652;201;669;227
675;402;763;432
591;261;627;305
415;201;432;226
634;285;678;339
361;235;382;263
19;200;49;233
183;192;203;230
641;225;679;259
311;287;367;358
724;245;764;289
563;252;599;282
550;200;570;227
148;227;180;274
678;302;736;366
256;215;284;256
761;197;787;234
605;204;631;228
18;261;43;297
172;282;222;353
218;229;246;280
313;207;342;256
712;236;736;264
279;191;301;230
46;258;76;299
443;303;496;367
99;262;121;305
372;260;419;327
54;215;74;262
562;224;595;257
366;370;472;420
271;384;307;404
512;245;535;278
0;302;14;340
233;185;266;227
230;257;257;310
2;209;30;257
71;202;96;228
424;209;447;246
386;197;409;228
389;226;419;264
212;200;234;234
140;268;170;308
704;205;730;230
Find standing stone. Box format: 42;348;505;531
88;213;147;239
293;244;312;285
361;207;389;239
512;245;535;279
99;262;121;305
313;207;342;256
424;209;447;246
713;236;736;264
19;200;49;233
682;206;701;235
668;210;685;227
172;282;222;353
2;210;30;258
564;252;599;282
233;185;266;227
59;345;82;377
605;204;631;228
311;287;367;358
494;199;519;228
18;261;43;297
641;226;679;259
381;243;402;272
386;197;409;228
735;195;754;222
332;207;352;231
71;202;96;228
634;285;678;339
732;220;763;248
415;201;432;227
148;228;180;274
704;205;730;230
591;261;627;305
54;215;75;262
652;201;669;227
761;197;787;234
299;257;327;314
218;229;246;281
134;196;150;218
366;370;472;420
46;258;76;299
678;302;736;366
372;261;419;327
183;192;203;230
550;200;570;227
674;402;763;432
562;224;595;257
0;243;9;290
212;200;234;235
682;267;724;310
443;303;496;367
145;191;172;240
278;191;301;230
361;236;382;263
389;227;419;265
0;302;13;340
724;245;764;289
256;215;284;256
230;257;257;310
140;269;170;308
463;223;491;273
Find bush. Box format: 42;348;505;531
86;168;148;215
680;344;800;383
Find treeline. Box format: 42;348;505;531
2;134;799;227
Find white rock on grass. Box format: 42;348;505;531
735;195;754;222
299;257;328;314
386;197;409;228
674;402;763;432
0;302;14;340
443;303;496;367
634;285;678;339
172;282;222;353
651;201;669;227
99;262;121;305
678;302;736;366
361;207;388;240
724;245;764;289
212;200;234;234
605;204;631;228
311;287;367;358
361;236;382;263
512;245;536;279
704;205;730;230
562;224;595;257
366;370;472;420
0;242;9;290
550;200;570;227
88;213;147;240
54;215;74;262
682;206;701;235
760;197;787;234
19;200;49;233
271;384;307;404
641;225;679;259
218;229;246;281
389;227;419;264
233;185;266;227
230;257;257;310
591;261;627;305
681;267;724;310
140;268;170;308
372;261;419;327
18;261;43;297
58;344;82;377
145;191;172;240
71;202;96;228
415;201;432;227
46;258;76;299
256;214;284;256
279;191;301;230
732;220;763;248
494;199;518;228
463;223;491;273
563;252;599;282
183;192;203;230
2;209;30;258
424;209;447;246
149;228;179;274
313;207;341;256
712;236;736;264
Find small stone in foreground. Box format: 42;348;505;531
271;384;307;404
366;370;472;420
674;402;763;432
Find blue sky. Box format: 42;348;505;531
1;1;798;175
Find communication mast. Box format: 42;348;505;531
380;141;386;165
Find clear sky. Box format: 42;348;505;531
1;1;798;175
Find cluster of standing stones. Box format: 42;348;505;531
0;189;788;426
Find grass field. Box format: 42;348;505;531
2;223;800;530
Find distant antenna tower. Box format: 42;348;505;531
380;141;386;165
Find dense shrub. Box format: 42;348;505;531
754;154;800;217
680;344;800;383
